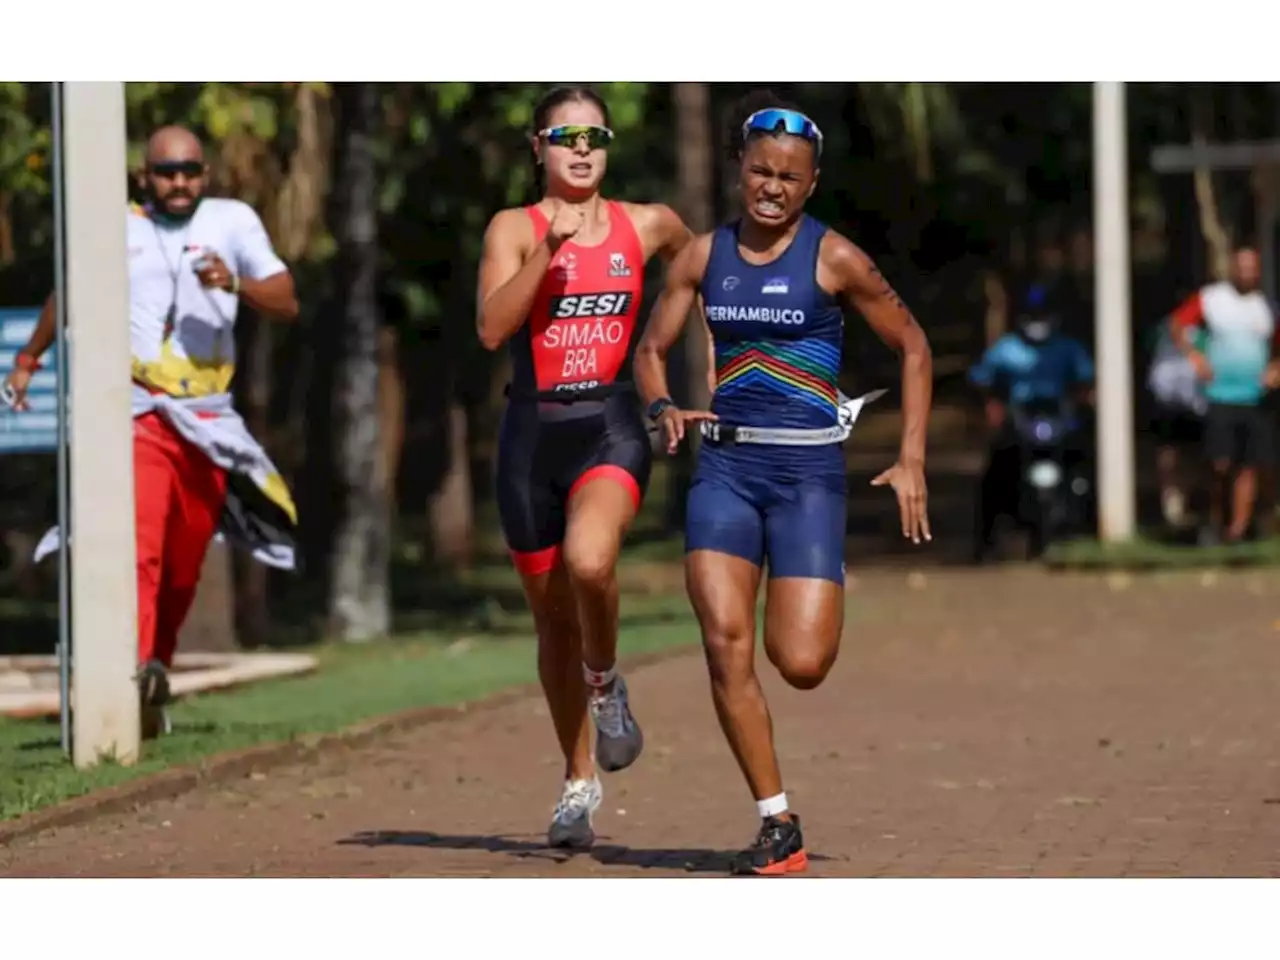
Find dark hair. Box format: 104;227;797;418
725;88;814;162
530;85;611;196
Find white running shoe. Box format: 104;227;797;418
547;776;602;849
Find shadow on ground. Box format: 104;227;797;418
337;828;837;876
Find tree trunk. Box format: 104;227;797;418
1189;85;1233;281
667;83;715;529
377;324;405;520
0;191;14;265
428;401;474;568
179;542;237;653
224;82;330;649
901;83;934;184
328;82;389;643
423;243;478;571
675;83;715;405
233;314;273;647
982;266;1011;349
275;83;330;263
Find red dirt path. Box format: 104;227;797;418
4;567;1280;877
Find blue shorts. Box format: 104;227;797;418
684;470;848;584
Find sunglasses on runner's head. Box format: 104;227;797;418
539;124;614;150
742;108;824;158
149;160;205;179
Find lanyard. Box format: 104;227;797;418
148;207;196;343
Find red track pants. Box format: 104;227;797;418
133;412;228;668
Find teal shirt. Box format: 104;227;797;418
1190;283;1276;407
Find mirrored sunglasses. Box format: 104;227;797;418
540;124;614;150
742;109;824;158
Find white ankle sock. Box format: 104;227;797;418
583;663;616;689
756;792;788;818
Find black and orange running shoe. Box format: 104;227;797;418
730;814;808;876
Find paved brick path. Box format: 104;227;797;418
4;567;1280;877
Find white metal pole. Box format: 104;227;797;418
50;85;72;758
63;82;140;768
1093;81;1136;543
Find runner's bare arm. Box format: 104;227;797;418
623;202;694;265
1267;324;1280;388
1169;291;1204;353
231;205;299;321
475;208;554;351
238;272;299;321
632;202;713;396
16;293;57;359
634;203;710;392
698;293;717;398
635;233;712;409
654;205;694;263
823;232;933;465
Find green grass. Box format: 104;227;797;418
0;592;701;823
1043;534;1280;571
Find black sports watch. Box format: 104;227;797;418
646;397;675;422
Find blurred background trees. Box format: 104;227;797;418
1;81;1276;650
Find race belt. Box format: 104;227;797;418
699;389;887;447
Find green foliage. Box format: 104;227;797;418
0;81;1271;375
0;83;51;199
1044;535;1280;572
122;83;320;186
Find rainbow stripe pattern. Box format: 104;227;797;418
714;338;840;419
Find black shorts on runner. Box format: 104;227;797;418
496;392;652;576
1203;402;1275;468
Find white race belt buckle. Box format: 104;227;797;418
701;389;888;445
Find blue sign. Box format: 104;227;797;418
0;306;62;454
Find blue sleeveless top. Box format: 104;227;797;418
698;214;846;489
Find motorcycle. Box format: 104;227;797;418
1008;397;1093;557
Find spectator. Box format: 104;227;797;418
1171;246;1280;545
1146;307;1208;529
4;125;301;738
968;283;1094;560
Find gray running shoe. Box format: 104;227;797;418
547;776;602;849
589;674;644;772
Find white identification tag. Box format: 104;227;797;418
836;388;887;438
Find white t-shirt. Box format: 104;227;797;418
1173;281;1276;406
127;197;287;397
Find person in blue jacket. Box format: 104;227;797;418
969;284;1094;559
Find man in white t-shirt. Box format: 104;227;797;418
1172;246;1280;544
3;126;300;737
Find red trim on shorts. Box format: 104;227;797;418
510;544;559;577
568;464;642;511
